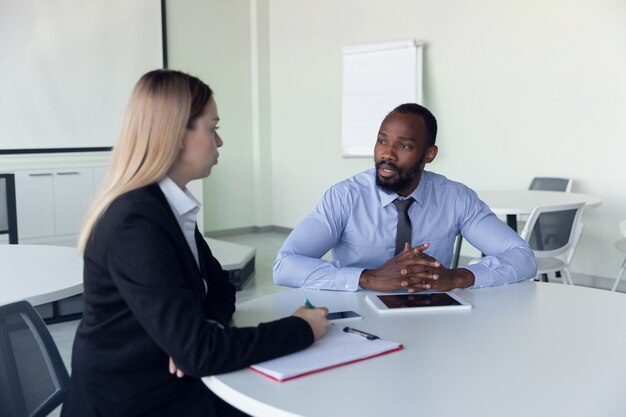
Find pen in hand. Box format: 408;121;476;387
293;299;329;341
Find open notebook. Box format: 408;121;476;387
250;324;403;382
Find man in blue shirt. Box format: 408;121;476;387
273;103;537;292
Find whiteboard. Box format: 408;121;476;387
0;0;163;153
341;40;423;158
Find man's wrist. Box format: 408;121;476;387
453;268;475;288
359;269;373;289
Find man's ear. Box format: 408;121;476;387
424;145;438;164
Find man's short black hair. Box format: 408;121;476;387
391;103;437;147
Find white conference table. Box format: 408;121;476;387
204;282;626;417
0;244;83;307
477;190;602;231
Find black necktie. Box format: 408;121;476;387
393;198;414;255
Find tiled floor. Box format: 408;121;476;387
46;230;623;416
218;231;292;305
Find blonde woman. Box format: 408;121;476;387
61;70;328;417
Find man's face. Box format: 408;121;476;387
374;112;437;196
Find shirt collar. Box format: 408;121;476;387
377;170;431;208
158;176;201;217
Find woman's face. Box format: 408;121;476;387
171;98;222;186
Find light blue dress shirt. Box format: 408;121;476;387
273;169;537;291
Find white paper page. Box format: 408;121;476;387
250;324;401;381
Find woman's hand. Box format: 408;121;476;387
169;357;185;378
293;306;329;341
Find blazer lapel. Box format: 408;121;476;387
149;184;207;298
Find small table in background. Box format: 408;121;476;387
477;190;602;231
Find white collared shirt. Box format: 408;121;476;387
158;176;207;293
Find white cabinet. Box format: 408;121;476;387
93;166;108;194
12;162;204;245
15;170;56;239
53;168;95;235
15;166;100;244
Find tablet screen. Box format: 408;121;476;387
377;293;462;308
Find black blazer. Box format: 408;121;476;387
61;184;313;417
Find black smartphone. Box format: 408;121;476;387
326;310;362;321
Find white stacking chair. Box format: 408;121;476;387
520;202;585;285
611;220;626;292
517;177;574;234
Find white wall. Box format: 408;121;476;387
167;0;266;231
168;0;626;280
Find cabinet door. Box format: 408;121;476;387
54;168;95;235
93;165;108;194
15;170;55;239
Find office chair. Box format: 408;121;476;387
529;177;573;192
0;173;19;244
611;220;626;292
520;202;585;285
0;300;70;417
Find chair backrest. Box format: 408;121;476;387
0;173;19;244
0;301;69;417
449;234;462;269
520;202;585;259
564;220;585;265
528;177;573;192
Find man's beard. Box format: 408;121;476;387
375;159;422;194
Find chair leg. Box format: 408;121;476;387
562;268;574;285
611;258;626;292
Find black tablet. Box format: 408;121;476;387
365;292;471;313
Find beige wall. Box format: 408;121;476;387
168;0;626;279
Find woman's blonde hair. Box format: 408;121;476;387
78;69;213;252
